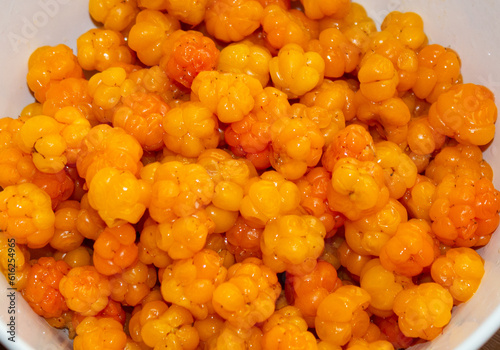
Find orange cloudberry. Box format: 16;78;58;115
269;44;325;98
300;0;350;20
363;31;419;92
191;71;263;124
163;0;209;25
42;78;96;125
269;104;325;180
355;94;411;147
212;257;281;329
374;140;417;199
428;83;497;146
338;239;373;277
77;28;134;72
261;305;317;350
261;5;316;51
113;91;170;151
161;249;227;320
321;2;376;53
261;214;326;275
128;9;181;66
429;173;500;247
360;259;413;317
295;166;346;236
59;265;111;316
73;317;127;350
345;198;408;257
76;193;106;240
0;183;55;248
17;114;67;173
204;321;263;350
160;30;220;88
412;44;461;103
54;246;93;268
162;101;219;157
0;236;30;290
301;79;356;122
224;87;290;169
407;116;446;157
425;144;493;184
50;200;84;252
138;217;173;268
240;170;301;227
88;167;151;227
142;160;214;222
358;53;398;102
393;283;453;340
381;11;427;51
89;0;139;32
285;260;341;327
155;212;215;259
226;216;263;262
431;247;485;304
77;124;143;186
205;0;264;42
53;107;91;165
27;44;83;103
93;223;139;276
308;27;360;78
110;261;157;306
23;257;70;318
400;174;436;221
129;300;199;349
346;338;395;350
327;157;390;221
321;124;375;172
315;285;371;346
218;40;272;87
380;219;437;277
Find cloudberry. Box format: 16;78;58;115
110;261;157;306
163;101;220;157
269;44;325;98
127;9;180;66
205;0;264;42
93;223;139;276
191;71;263;123
23;257;70;318
0;183;55;248
59;266;111;316
77;28;134;72
261;215;326;275
239;171;301;227
285;260;341;327
315;285;371;346
160;30;220;88
89;0;139;32
345;198;408;257
327;157;390;221
413;44;461;103
393;283;453;340
212;258;281;329
428;83;497;146
261;305;317;349
360;259;413;317
218;40;272;87
380;219;437;277
87;167;151;227
73;317;127;350
27;44;83;103
161;249;227;319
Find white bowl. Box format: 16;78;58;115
1;1;500;349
